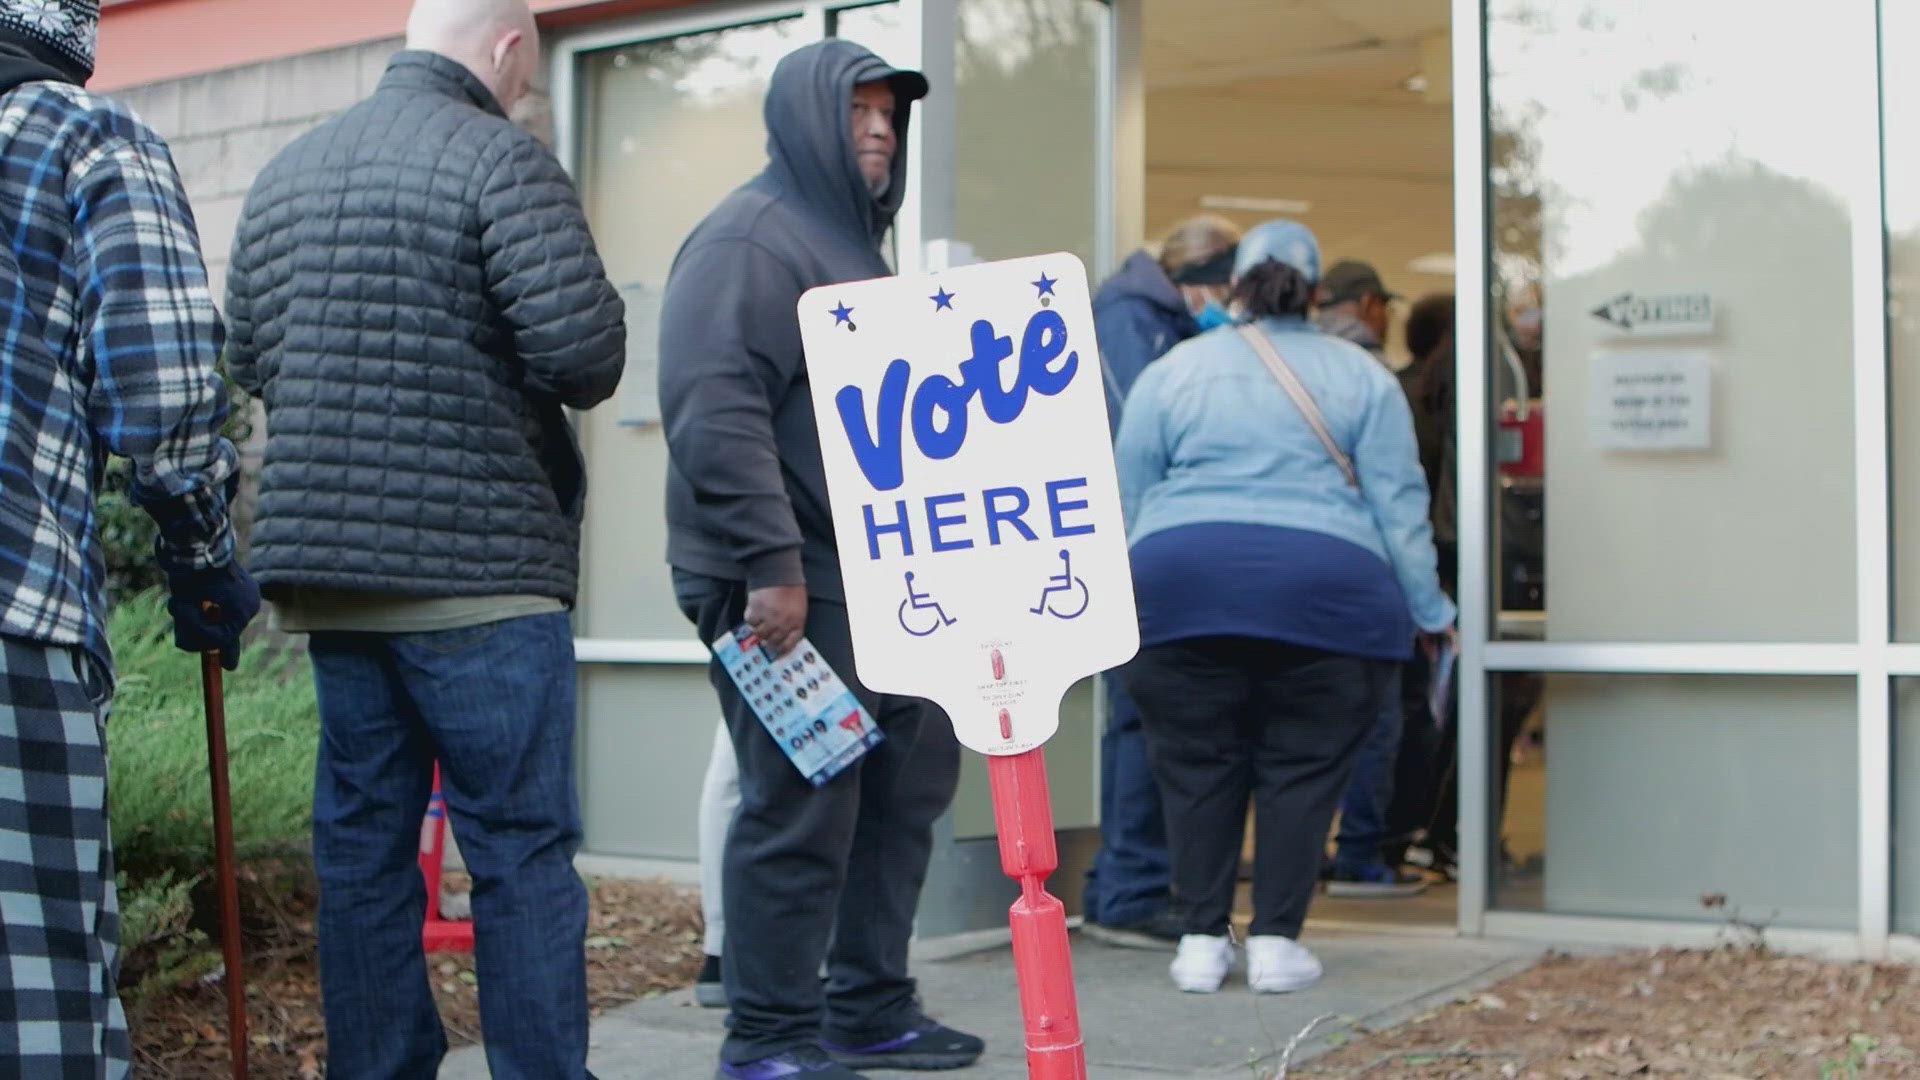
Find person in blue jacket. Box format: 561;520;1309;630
1082;215;1241;949
1095;215;1242;432
1114;220;1456;995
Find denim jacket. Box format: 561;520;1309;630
1114;316;1457;633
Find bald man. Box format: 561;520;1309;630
226;0;625;1075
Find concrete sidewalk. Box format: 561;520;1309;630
439;927;1540;1078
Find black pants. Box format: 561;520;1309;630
1384;664;1541;865
675;572;961;1065
1124;637;1393;939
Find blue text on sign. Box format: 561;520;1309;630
834;309;1079;492
863;477;1095;560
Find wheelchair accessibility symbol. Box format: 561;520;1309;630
1030;550;1089;620
898;572;958;637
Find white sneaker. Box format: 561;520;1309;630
1246;935;1322;993
1169;934;1234;993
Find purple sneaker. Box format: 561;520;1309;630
824;1020;985;1071
717;1046;867;1079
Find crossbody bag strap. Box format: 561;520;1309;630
1236;323;1360;489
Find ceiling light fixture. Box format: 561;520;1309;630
1199;195;1312;215
1404;73;1429;94
1407;253;1456;276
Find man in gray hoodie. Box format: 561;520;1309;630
659;39;982;1080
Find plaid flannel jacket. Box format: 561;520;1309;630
0;81;235;666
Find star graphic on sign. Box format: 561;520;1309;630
830;302;855;327
930;287;956;311
1032;273;1058;298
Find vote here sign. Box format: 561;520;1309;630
799;253;1139;755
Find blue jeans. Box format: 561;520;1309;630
1333;664;1404;873
1083;673;1170;925
308;613;591;1080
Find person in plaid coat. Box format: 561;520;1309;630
0;1;260;1074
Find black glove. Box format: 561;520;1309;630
165;563;262;670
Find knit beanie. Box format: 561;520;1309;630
0;1;98;80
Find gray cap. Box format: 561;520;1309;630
1232;220;1322;285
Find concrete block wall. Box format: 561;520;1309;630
109;37;406;305
104;38;403;533
101;38;560;545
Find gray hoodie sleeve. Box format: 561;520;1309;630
658;237;809;589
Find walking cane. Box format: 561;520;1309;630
199;602;249;1079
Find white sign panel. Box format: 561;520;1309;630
799;254;1139;755
1589;350;1712;451
1589;292;1715;338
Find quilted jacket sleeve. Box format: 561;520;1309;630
477;129;626;410
223;190;263;398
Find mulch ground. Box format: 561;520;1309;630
125;877;1920;1080
1295;945;1920;1079
126;872;705;1079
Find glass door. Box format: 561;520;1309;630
550;0;1119;926
554;3;872;861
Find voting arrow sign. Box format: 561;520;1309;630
1589;291;1715;337
801;253;1137;1080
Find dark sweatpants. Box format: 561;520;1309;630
675;572;961;1065
1124;637;1394;939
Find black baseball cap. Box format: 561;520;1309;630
1319;260;1398;305
849;51;930;103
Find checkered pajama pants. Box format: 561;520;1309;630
0;636;128;1079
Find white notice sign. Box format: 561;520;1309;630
1589;351;1712;451
799;254;1139;755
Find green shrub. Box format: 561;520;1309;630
108;589;316;879
95;460;164;604
107;589;318;991
117;869;219;996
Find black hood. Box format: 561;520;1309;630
1096;250;1194;323
0;34;84;96
761;39;926;248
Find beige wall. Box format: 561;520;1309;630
1543;675;1856;929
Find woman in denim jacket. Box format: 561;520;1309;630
1113;220;1456;996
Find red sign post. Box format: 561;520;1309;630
990;749;1084;1078
799;254;1138;1079
419;765;474;953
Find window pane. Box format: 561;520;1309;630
572;19;811;640
1893;679;1920;933
953;0;1103;267
1493;673;1856;930
1886;0;1920;640
831;2;911;59
1486;0;1863;642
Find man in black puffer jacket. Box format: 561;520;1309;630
225;0;624;1075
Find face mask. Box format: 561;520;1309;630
1195;300;1234;331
